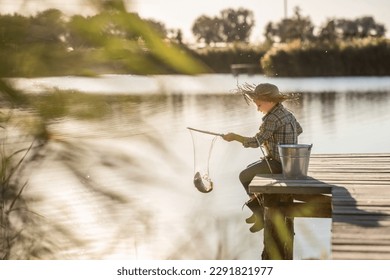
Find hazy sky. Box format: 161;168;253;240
1;0;389;43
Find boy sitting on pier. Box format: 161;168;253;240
222;83;302;232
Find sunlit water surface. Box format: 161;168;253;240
13;74;390;259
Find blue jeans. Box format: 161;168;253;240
239;158;282;195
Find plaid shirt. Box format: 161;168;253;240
242;103;303;162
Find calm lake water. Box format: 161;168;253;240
12;74;390;259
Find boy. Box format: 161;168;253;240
222;83;302;232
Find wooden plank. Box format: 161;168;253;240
251;175;390;184
311;166;390;169
311;158;390;161
332;185;390;191
309;167;390;173
333;195;390;200
308;173;390;180
332;215;390;225
316;159;389;163
333;237;390;245
311;153;390;158
310;159;390;163
332;193;390;200
332;223;390;233
333;238;390;245
310;164;390;168
251;177;329;186
333;204;390;211
332;251;390;260
333;245;390;254
332;207;390;215
250;180;333;188
333;246;390;253
249;185;332;194
333;194;390;200
249;174;332;194
310;161;390;166
284;202;331;218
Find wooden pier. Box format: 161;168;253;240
230;64;259;76
249;153;390;260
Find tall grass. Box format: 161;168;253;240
0;118;47;259
261;38;390;77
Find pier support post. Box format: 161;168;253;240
262;194;294;260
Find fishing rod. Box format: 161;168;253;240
187;127;224;137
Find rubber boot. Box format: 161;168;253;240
245;197;264;233
245;213;256;224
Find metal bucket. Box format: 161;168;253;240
278;144;313;179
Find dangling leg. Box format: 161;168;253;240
245;194;264;232
239;158;282;232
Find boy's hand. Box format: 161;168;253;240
222;133;237;142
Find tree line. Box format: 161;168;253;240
191;6;386;45
191;6;390;76
0;6;389;77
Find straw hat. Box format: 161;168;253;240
236;83;299;103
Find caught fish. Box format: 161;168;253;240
193;171;213;193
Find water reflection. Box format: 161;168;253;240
298;90;390;154
11;80;390;259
